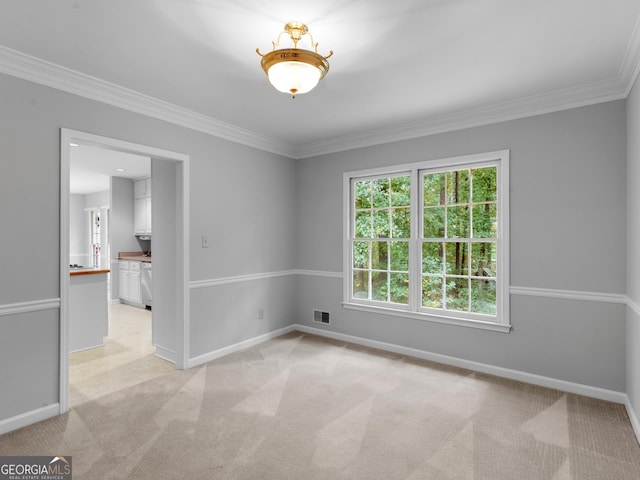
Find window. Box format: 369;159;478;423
90;210;101;267
352;175;411;305
88;207;110;268
343;151;510;332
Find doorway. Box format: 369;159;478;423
60;129;190;414
68;303;162;405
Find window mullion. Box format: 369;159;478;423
468;169;473;310
441;177;447;311
410;168;421;313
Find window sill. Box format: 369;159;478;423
342;302;512;333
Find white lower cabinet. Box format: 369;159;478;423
119;261;130;300
129;271;141;303
119;260;142;304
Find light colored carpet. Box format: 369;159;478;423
1;330;639;479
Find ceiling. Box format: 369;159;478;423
1;0;640;158
70;145;150;194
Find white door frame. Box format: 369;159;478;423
59;128;190;413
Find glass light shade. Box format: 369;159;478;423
267;61;322;95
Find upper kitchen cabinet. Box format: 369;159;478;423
134;178;151;198
134;178;151;236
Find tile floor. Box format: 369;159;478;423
69;303;174;406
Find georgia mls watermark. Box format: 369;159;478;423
0;456;72;480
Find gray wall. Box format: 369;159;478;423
151;159;177;359
294;101;628;391
627;76;640;420
110;177;138;258
0;72;296;422
0;310;59;418
85;190;109;209
0;67;632;428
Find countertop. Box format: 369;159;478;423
118;251;152;263
70;268;110;276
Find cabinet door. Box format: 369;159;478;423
130;271;141;303
119;270;130;300
134;180;146;198
145;196;152;234
134;197;146;235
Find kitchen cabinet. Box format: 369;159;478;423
134;178;152;236
119;260;142;304
134;197;151;234
130;264;141;303
119;261;130;300
134;178;151;198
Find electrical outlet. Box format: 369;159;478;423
201;235;209;248
258;308;265;320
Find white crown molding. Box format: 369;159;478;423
621;13;640;97
2;23;640;161
299;12;640;159
296;79;628;159
0;45;296;158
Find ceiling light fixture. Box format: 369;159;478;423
257;21;333;98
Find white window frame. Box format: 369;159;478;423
343;150;510;333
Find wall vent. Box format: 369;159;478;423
313;309;330;325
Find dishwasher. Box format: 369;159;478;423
141;262;152;309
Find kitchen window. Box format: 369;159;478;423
87;207;109;269
343;150;510;332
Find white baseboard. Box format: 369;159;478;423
154;345;176;364
185;322;629;407
70;342;105;354
294;324;628;405
2;326;637;445
187;325;297;369
624;395;640;445
0;403;60;436
119;299;145;309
